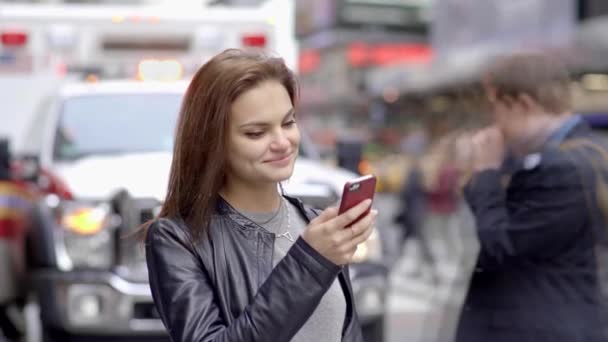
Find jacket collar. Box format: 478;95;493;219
502;117;591;173
547;115;586;146
561;118;592;142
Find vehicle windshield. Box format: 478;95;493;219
53;94;182;161
53;92;316;161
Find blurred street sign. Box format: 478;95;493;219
432;0;577;61
0;53;15;64
296;0;337;37
337;0;431;30
0;52;32;73
296;0;431;38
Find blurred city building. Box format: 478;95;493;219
294;0;432;190
295;0;431;150
294;0;608;192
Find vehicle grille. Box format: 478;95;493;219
114;197;162;283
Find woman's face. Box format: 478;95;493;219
225;80;300;187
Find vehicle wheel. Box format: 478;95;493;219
362;317;384;342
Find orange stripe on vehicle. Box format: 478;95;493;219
0;207;26;220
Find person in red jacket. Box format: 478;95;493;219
0;138;33;342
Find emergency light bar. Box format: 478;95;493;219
1;30;27;47
242;34;266;48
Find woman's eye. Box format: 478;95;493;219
245;132;264;138
283;120;296;127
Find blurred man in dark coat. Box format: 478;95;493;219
456;53;608;342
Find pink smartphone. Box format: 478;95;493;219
338;174;377;226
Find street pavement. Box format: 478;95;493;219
374;194;479;342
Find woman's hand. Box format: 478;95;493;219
302;199;377;266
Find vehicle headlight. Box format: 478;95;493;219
352;228;383;263
50;198;119;270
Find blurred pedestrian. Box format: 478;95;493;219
421;135;463;255
144;49;376;342
395;129;435;274
0;138;26;342
395;159;436;275
456;53;608;342
425;138;463;249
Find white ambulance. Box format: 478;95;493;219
0;0;297;153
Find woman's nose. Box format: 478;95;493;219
270;130;290;150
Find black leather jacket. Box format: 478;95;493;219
146;196;364;342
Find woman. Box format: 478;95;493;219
145;49;377;342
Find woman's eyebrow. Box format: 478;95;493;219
239;108;295;128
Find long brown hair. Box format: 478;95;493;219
145;49;298;239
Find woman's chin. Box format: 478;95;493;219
265;166;294;183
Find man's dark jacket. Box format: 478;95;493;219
456;119;608;342
146;196;364;342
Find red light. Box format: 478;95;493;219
55;61;68;77
299;49;320;74
347;42;369;67
39;168;73;200
347;42;433;67
1;30;28;47
372;44;433;65
242;34;267;48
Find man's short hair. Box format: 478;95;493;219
485;53;572;114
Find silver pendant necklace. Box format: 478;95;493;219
249;202;281;225
275;198;294;242
231;196;294;242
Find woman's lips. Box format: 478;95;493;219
265;153;292;165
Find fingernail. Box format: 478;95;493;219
371;209;378;216
365;199;372;206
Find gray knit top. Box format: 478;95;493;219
240;199;346;342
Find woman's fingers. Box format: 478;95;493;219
327;199;372;230
353;223;376;246
302;200;378;266
350;209;377;238
332;209;377;246
344;222;376;252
